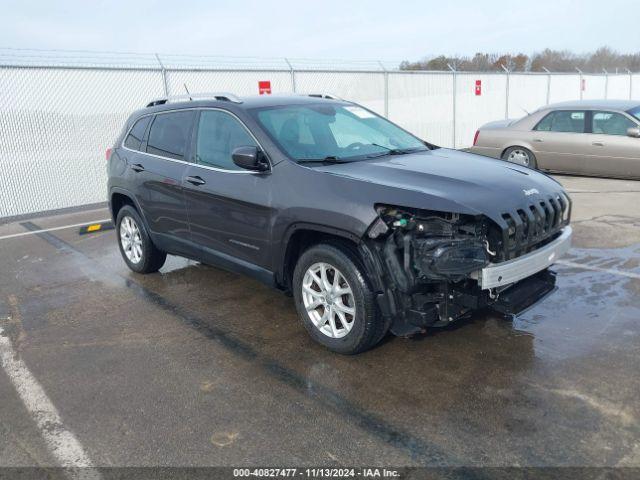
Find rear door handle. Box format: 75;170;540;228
592;142;605;146
130;163;145;172
186;175;206;186
533;138;543;142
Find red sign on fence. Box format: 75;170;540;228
258;81;272;95
581;79;586;91
475;80;482;96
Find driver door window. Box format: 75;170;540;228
591;111;636;136
196;110;258;170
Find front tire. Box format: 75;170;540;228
502;146;537;169
116;205;167;273
292;243;386;354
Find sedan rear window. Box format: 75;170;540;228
535;111;585;133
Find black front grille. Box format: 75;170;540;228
496;194;568;261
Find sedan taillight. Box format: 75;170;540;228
473;130;480;146
106;148;112;161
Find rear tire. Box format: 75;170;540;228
502;146;537;169
292;243;386;354
116;205;167;274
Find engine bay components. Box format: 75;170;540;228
365;205;503;334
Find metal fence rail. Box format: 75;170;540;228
1;50;638;218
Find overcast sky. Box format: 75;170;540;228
2;0;638;61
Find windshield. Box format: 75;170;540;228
250;103;428;162
628;106;640;122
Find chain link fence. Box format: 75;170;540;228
1;49;638;219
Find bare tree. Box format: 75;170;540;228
400;47;639;72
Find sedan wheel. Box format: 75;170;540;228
302;262;356;339
507;148;531;166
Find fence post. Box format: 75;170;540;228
603;68;609;98
575;67;583;100
284;58;296;93
627;68;633;100
447;64;457;149
155;53;169;97
501;64;509;118
378;61;389;118
542;67;551;104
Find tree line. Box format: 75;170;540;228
399;47;640;73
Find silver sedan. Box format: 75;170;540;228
469;100;640;179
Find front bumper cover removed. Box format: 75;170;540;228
472;226;572;290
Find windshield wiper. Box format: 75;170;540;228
297;156;347;164
366;144;427;158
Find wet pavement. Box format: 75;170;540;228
0;175;639;468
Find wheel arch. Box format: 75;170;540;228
277;223;362;291
501;144;535;159
109;188;149;229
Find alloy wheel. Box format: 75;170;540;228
120;216;143;264
302;262;356;338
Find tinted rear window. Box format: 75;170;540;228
146;111;195;160
124;116;151;151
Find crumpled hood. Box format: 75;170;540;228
314;148;567;224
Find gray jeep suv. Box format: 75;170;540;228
108;93;572;354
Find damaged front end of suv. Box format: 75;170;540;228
359;199;572;336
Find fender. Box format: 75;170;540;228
275;222;362;287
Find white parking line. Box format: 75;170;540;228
0;219;111;241
0;327;101;479
556;260;640;280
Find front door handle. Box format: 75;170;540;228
592;142;605;146
533;138;543;142
130;163;145;172
186;175;206;186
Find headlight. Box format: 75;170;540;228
430;241;489;275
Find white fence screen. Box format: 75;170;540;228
387;72;453;147
455;73;508;148
0;67;164;218
507;74;548;119
0;59;638;219
166;70;294;97
295;71;386;114
608;75;633;99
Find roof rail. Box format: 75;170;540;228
305;93;344;101
146;92;242;108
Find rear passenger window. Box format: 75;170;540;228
146;111;195;160
124;116;151;151
535;111;585;133
196;110;258;170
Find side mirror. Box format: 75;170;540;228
627;127;640;138
232;146;269;172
